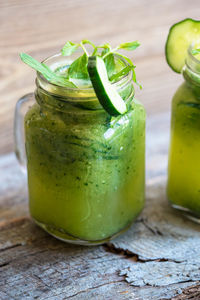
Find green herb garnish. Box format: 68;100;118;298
20;53;76;88
68;53;88;79
109;65;133;82
61;40;141;88
20;40;141;88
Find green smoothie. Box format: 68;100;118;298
165;19;200;220
20;40;145;244
25;91;145;242
167;81;200;215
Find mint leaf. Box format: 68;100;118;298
68;53;89;79
192;48;200;55
102;48;115;78
114;52;142;89
100;41;141;87
61;41;79;56
118;41;140;51
109;65;132;82
20;53;76;88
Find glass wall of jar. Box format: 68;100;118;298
167;47;200;222
15;52;146;245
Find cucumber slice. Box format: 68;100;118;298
166;18;200;73
87;56;127;116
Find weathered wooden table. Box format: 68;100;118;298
1;1;200;299
1;113;200;299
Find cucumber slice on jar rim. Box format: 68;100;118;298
87;56;127;116
165;18;200;73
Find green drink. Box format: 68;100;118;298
166;19;200;221
16;41;145;244
167;80;200;216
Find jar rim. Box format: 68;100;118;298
188;45;200;65
183;45;200;87
185;43;200;81
36;52;133;94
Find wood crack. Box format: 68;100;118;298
33;273;52;289
0;261;10;268
0;243;22;253
128;279;198;289
171;284;200;300
61;280;125;299
104;244;181;264
140;217;163;236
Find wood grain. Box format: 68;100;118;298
1;114;200;299
0;0;200;154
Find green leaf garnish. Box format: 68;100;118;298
118;41;140;51
68;53;89;79
61;41;79;56
20;53;76;88
101;48;115;78
20;40;141;89
100;40;142;88
61;40;96;58
111;52;142;89
109;65;133;82
191;48;200;55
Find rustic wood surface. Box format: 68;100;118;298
1;113;200;299
1;1;200;299
0;0;200;155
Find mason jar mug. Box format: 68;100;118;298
167;47;200;222
14;53;146;245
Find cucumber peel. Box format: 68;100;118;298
87;56;127;116
166;18;200;73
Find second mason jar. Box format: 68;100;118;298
17;53;146;245
167;47;200;221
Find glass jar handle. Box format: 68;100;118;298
14;93;35;173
